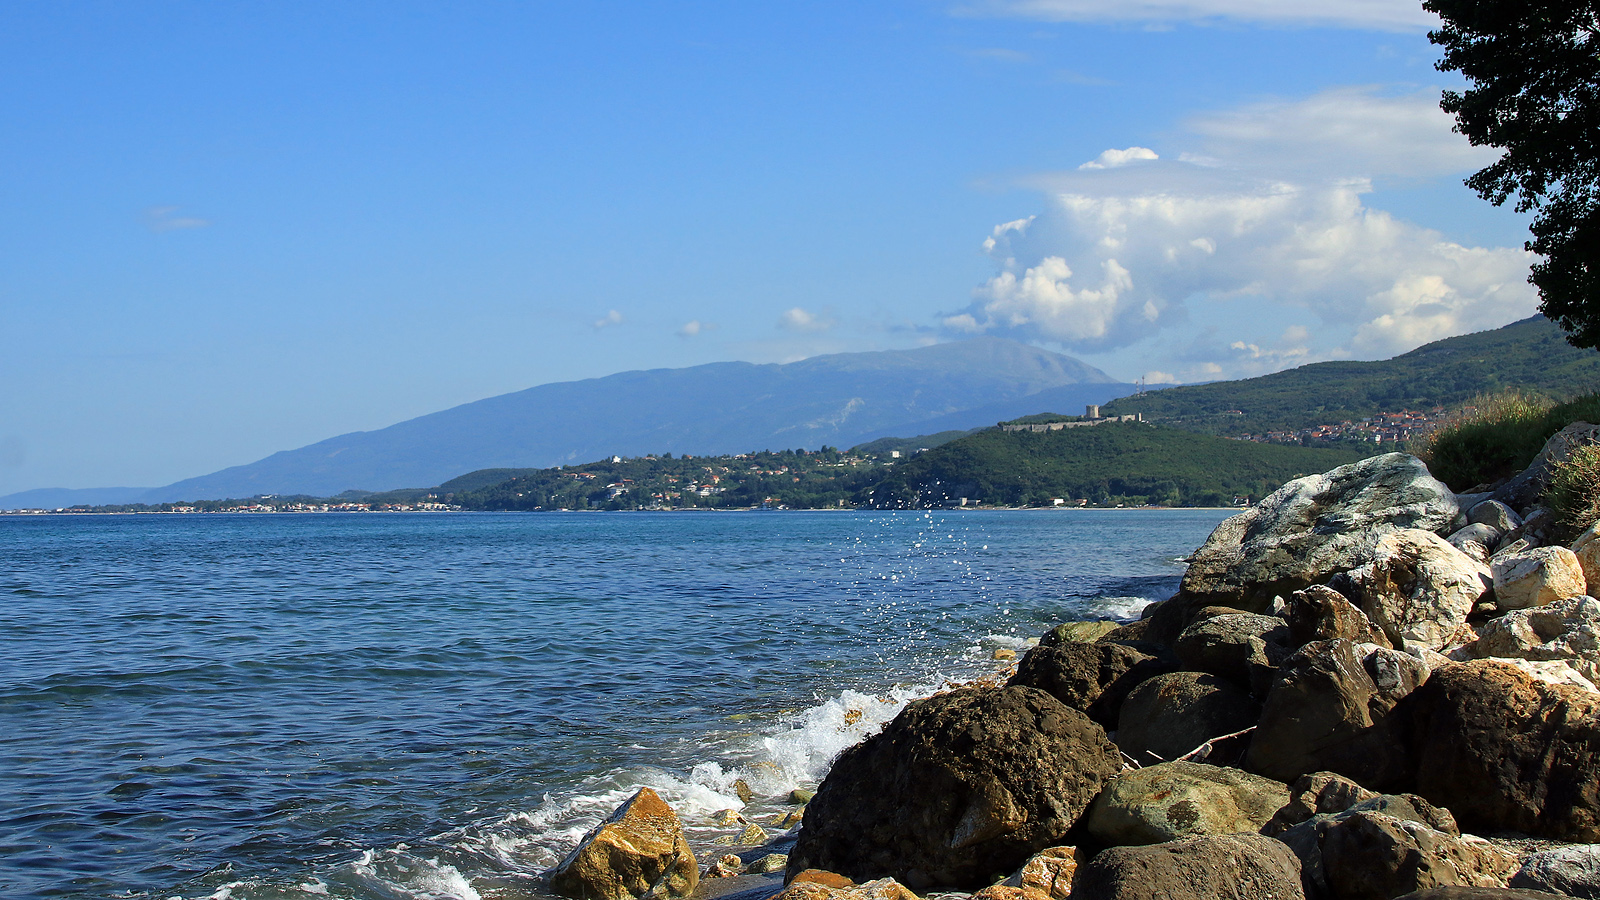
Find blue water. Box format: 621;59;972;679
0;509;1229;900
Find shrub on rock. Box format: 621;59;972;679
1246;639;1428;789
1115;671;1260;766
1072;833;1305;900
785;685;1120;891
1405;660;1600;842
549;787;699;900
1084;760;1289;846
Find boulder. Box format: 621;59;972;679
1318;811;1517;900
1342;530;1492;652
1115;672;1261;766
1493;422;1600;512
1474;595;1600;685
785;685;1121;891
749;854;789;875
1492;547;1587;611
768;878;920;900
792;870;856;889
1406;660;1600;841
1574;523;1600;588
1173;613;1290;695
1509;844;1600;898
1469;500;1524;534
1277;795;1471;898
1008;641;1174;728
1394;888;1571;900
1178;453;1460;613
1448;524;1503;563
1084;760;1290;845
1261;771;1381;836
998;846;1081;900
1498;657;1600;690
1286;585;1389;650
704;855;743;879
549;787;699;900
1246;639;1428;789
1072;833;1305;900
1041;620;1121;646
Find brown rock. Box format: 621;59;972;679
1116;671;1261;765
1172;612;1291;695
1393;888;1571;900
1246;639;1427;789
1286;585;1389;649
1319;811;1517;900
1008;641;1174;728
1085;761;1290;846
767;878;920;900
549;787;699;900
1072;833;1305;900
1261;771;1380;836
1405;660;1600;841
785;685;1121;891
791;870;855;889
705;855;744;879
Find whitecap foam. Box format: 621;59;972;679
1090;595;1155;621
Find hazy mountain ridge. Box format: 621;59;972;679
1;337;1132;507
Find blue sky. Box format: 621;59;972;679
0;1;1538;494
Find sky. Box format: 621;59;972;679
0;0;1541;494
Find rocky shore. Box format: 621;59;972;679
544;427;1600;900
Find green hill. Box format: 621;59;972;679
864;421;1369;508
1101;316;1600;436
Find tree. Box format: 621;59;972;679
1426;0;1600;346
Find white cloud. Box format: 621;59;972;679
779;307;838;332
1143;370;1180;384
1080;147;1159;170
963;0;1436;32
593;309;624;329
677;319;712;338
948;86;1538;372
145;206;210;232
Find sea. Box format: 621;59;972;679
0;508;1232;900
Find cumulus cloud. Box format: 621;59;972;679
962;0;1437;32
677;319;712;338
145;206;210;232
947;87;1538;372
779;307;837;332
593;309;624;329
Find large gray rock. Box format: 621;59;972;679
1084;761;1290;846
1285;586;1389;649
1469;500;1524;534
550;787;699;900
1072;833;1305;900
1342;529;1492;652
1008;641;1174;728
1318;811;1517;900
1492;546;1587;611
1177;453;1460;614
1509;844;1600;898
1172;613;1290;694
1493;422;1600;512
1246;639;1428;789
1277;795;1470;899
1473;594;1600;686
785;685;1121;891
1406;660;1600;842
1447;523;1503;563
1115;672;1261;766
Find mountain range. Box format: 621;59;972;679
1;338;1135;508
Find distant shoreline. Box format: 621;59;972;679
0;504;1242;517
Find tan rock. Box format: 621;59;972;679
971;886;1027;900
1573;522;1600;588
1492;546;1587;610
549;787;699;900
1000;846;1081;900
790;869;854;889
768;879;920;900
734;778;755;804
710;808;746;826
705;855;743;879
748;854;789;874
1473;595;1600;685
1344;529;1492;651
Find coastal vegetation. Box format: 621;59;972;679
1418;390;1600;490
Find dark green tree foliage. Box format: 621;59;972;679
1427;0;1600;346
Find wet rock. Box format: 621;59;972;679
789;789;816;804
773;807;806;829
1116;672;1261;766
748;854;789;875
1041;620;1121;646
1343;529;1492;652
993;648;1017;660
1084;760;1290;846
1008;641;1174;728
1474;594;1600;686
785;685;1121;891
734;779;755;804
1286;585;1389;650
715;824;768;846
1072;833;1305;900
1246;639;1428;789
1509;844;1600;898
549;787;699;900
1178;453;1459;614
1492;547;1587;611
711;809;746;826
1318;811;1517;900
705;855;743;879
1406;660;1600;841
1172;613;1290;694
1448;524;1503;563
